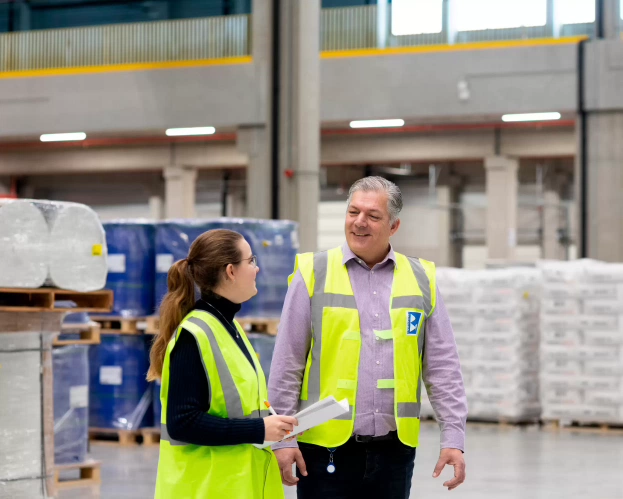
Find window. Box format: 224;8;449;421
391;0;444;36
454;0;547;31
556;0;595;24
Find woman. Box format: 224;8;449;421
148;229;295;498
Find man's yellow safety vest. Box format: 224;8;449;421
293;246;436;449
155;310;284;499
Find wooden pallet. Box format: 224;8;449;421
543;419;623;435
53;322;101;346
236;317;280;336
89;428;141;446
145;316;160;335
90;316;148;335
89;427;161;445
54;460;101;491
0;287;113;313
140;427;161;446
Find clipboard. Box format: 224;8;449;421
253;396;349;449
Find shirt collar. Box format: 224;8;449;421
341;242;397;269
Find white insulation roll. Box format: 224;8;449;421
39;201;108;292
0;200;49;288
0;199;107;292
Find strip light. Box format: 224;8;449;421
165;127;216;136
40;132;87;142
349;119;405;129
501;112;561;123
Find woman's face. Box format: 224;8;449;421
228;238;260;303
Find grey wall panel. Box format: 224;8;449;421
321;44;579;121
0;63;264;138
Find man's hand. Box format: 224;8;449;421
432;448;466;491
274;448;308;486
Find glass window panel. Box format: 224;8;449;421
392;0;444;35
454;0;547;31
556;0;595;24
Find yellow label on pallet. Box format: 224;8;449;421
92;244;103;256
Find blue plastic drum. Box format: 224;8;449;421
103;221;156;317
88;335;153;430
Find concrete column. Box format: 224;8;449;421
164;165;197;219
377;0;389;48
436;178;462;267
602;0;621;40
583;112;623;262
485;156;519;261
238;126;271;219
279;0;320;252
542;174;567;260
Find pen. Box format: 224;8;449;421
264;400;291;435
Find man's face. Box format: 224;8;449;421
345;190;400;260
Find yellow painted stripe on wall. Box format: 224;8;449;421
0;56;253;79
321;36;589;59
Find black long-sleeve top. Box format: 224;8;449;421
166;295;266;446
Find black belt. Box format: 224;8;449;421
351;431;398;443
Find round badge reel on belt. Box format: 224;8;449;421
326;448;336;473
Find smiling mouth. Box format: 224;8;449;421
353;233;370;237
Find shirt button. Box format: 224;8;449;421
375;313;379;317
375;409;379;413
358;259;362;264
371;271;375;274
376;361;380;365
373;291;377;295
375;337;380;341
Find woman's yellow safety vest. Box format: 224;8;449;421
293;246;436;449
155;310;284;499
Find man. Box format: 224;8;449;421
268;176;467;499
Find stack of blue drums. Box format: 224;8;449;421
103;221;156;317
53;346;89;464
88;335;153;430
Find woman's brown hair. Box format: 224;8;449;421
147;229;243;381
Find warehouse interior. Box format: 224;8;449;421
2;0;623;498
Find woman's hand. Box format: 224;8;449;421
264;415;298;441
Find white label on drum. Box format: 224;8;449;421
100;366;123;386
70;385;89;408
275;235;284;246
156;254;174;273
107;254;126;273
290;231;299;249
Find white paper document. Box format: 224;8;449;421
254;396;349;449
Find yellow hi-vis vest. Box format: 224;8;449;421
155;310;284;499
293;246;436;449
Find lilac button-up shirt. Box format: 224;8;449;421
268;243;467;451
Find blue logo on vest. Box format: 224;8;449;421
407;311;423;336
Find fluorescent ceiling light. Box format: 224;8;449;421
40;132;86;142
501;112;561;122
165;126;216;136
349;119;405;129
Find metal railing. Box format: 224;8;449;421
0;14;250;73
321;4;595;52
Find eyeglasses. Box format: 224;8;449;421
230;255;258;268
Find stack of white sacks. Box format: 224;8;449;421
421;267;541;422
539;260;623;424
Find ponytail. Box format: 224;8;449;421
147;259;196;381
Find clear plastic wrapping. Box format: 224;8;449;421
0;331;55;499
0;199;108;292
53;346;89;465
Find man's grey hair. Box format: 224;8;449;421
347;176;403;224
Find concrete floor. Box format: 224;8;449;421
59;421;623;499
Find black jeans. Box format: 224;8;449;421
296;435;416;499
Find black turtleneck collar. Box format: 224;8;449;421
196;293;242;324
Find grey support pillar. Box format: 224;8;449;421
164;165;197;219
435;177;462;268
542;174;568;261
278;0;321;252
584;112;623;261
485;156;519;262
601;0;621;40
238;126;271;219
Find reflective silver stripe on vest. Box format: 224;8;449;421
407;257;432;316
397;402;421;418
306;252;360;407
186;316;245;419
160;423;189;446
391;295;425;311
